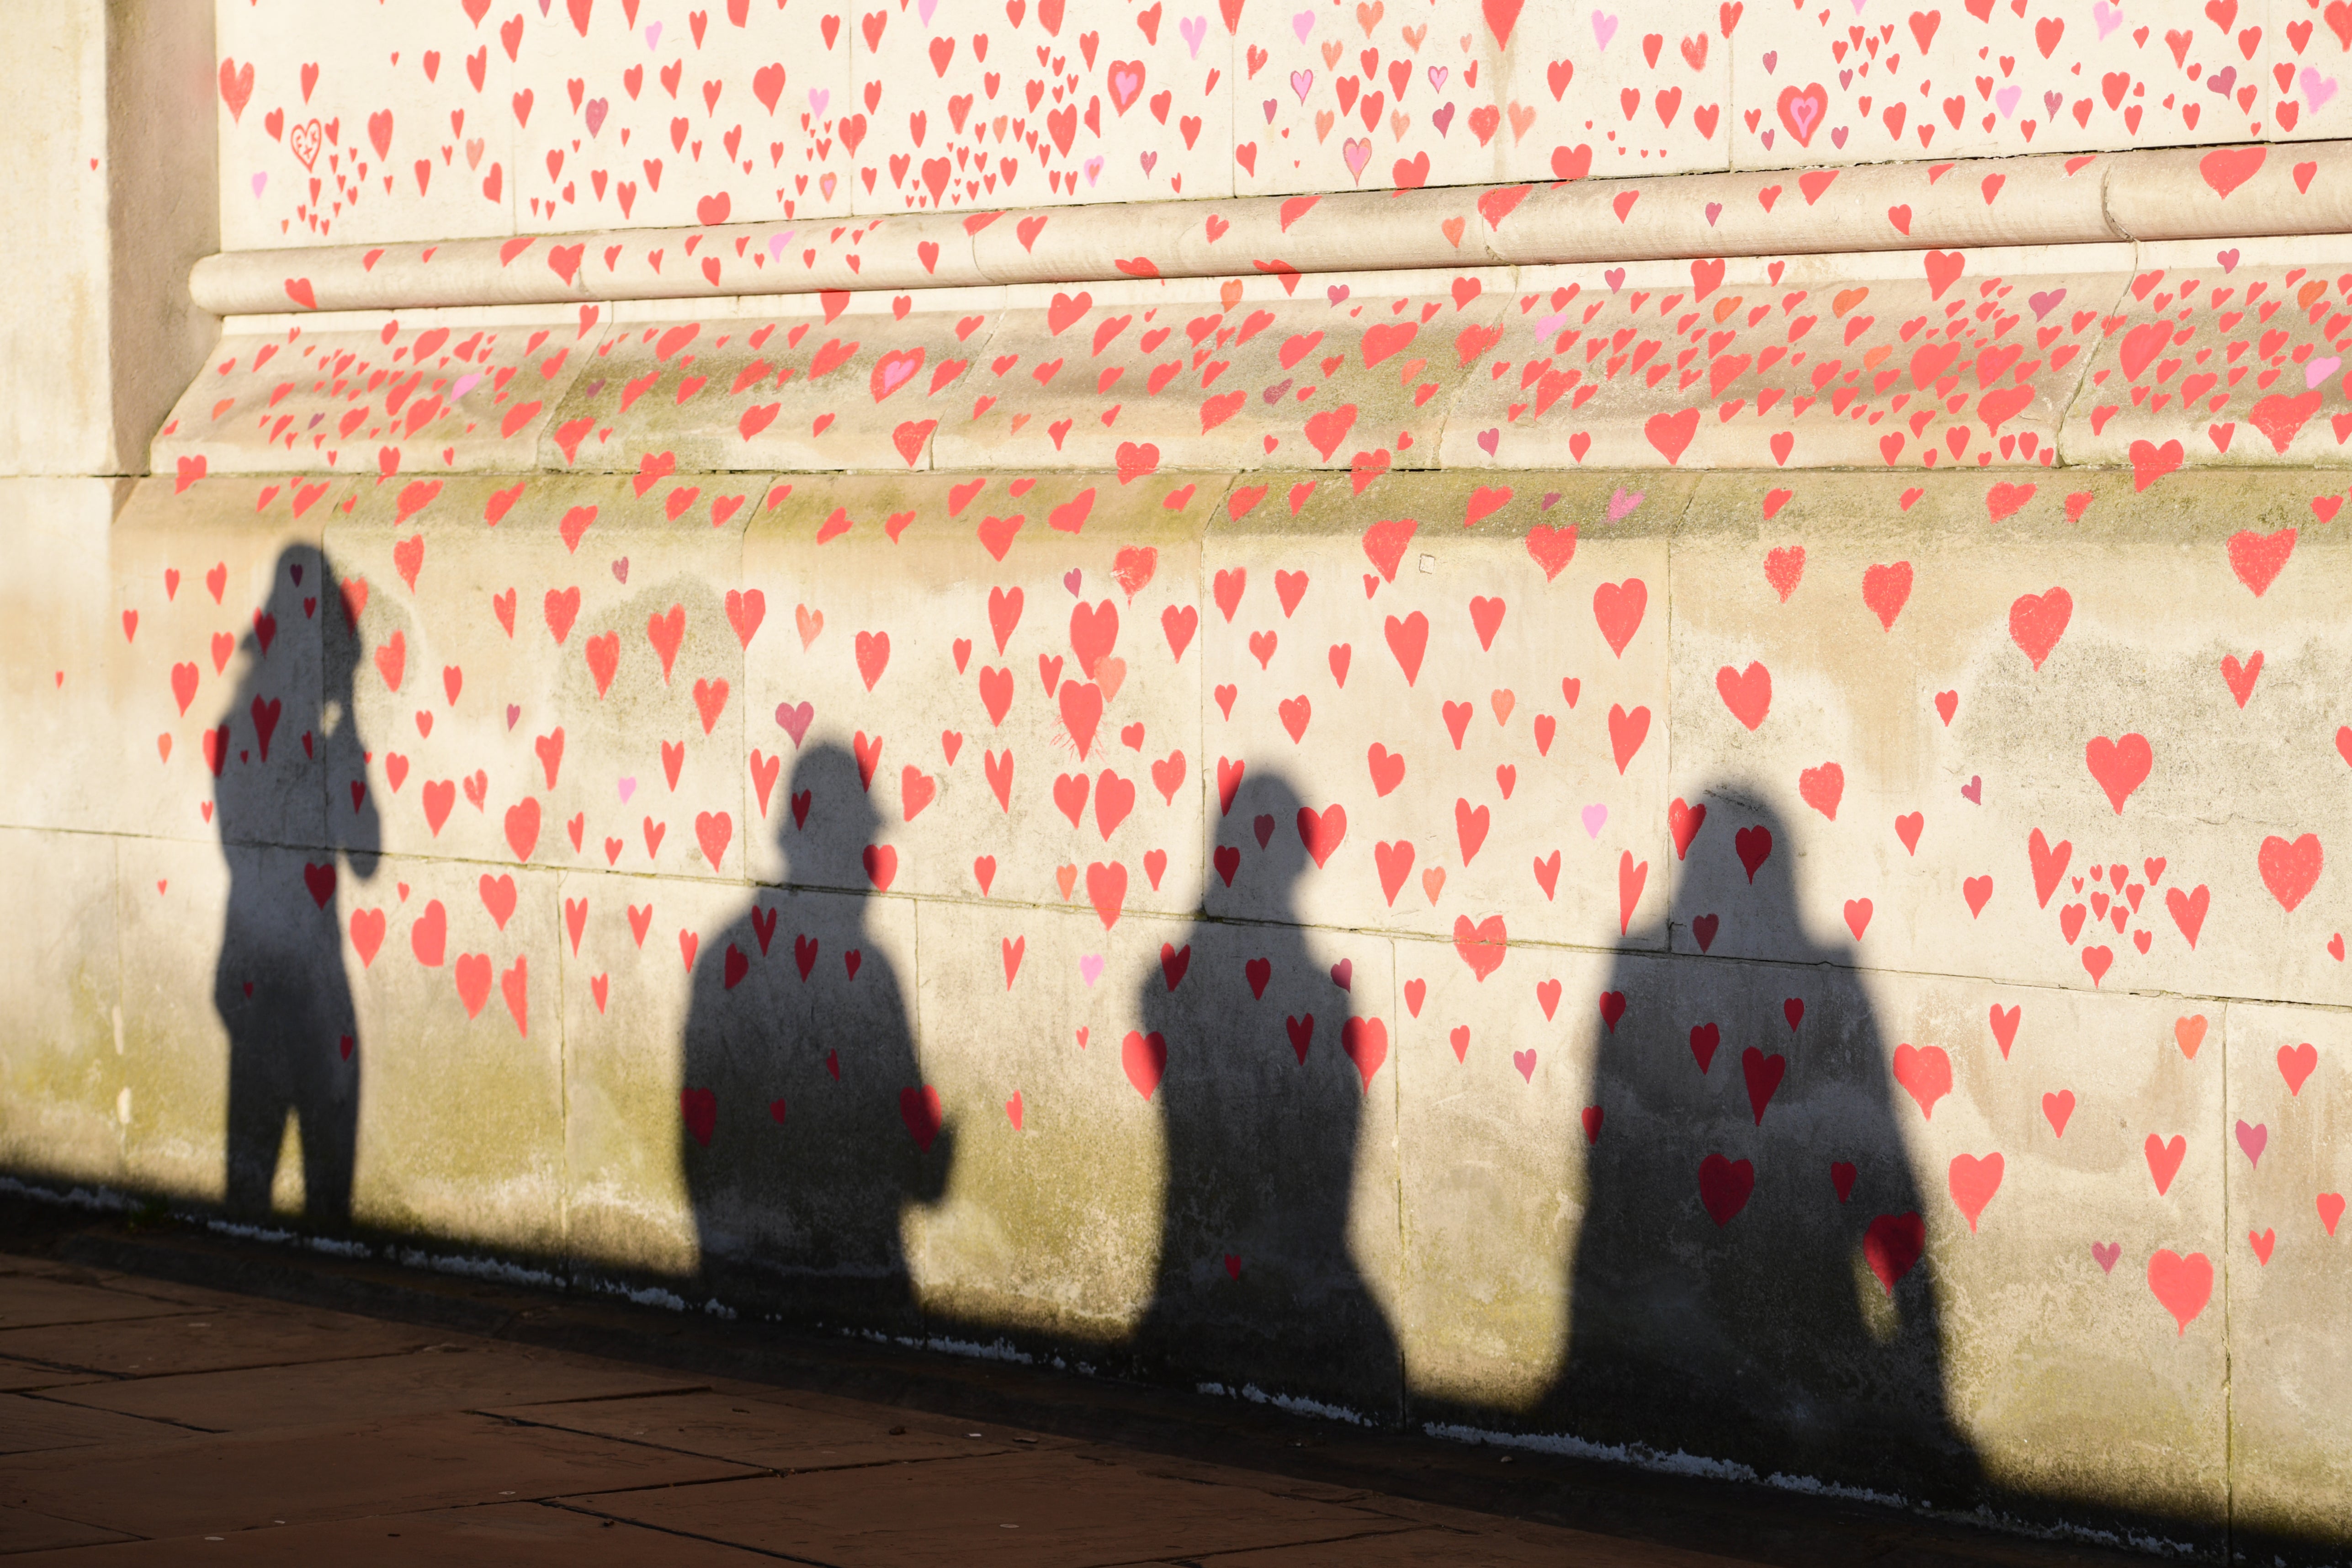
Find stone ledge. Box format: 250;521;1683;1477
190;142;2352;315
163;235;2352;478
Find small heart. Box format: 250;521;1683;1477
1606;487;1644;521
1079;953;1104;986
2092;1241;2121;1273
505;704;521;730
617;776;637;803
1961;776;1983;804
1581;803;1607;838
611;556;630;583
1064;567;1083;596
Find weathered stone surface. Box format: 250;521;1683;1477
22;4;2352;1539
10;456;2349;1539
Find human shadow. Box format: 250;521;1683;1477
217;543;378;1225
1130;767;1402;1420
678;741;950;1329
1541;796;1980;1504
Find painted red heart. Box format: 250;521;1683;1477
1452;914;1507;980
2147;1249;2213;1335
1715;661;1771;731
1120;1030;1167;1100
1947;1152;2003;1232
2259;833;2323;911
1775;80;1832;148
1892;1042;1951;1121
1296;804;1346;868
2084;734;2152;815
1643;407;1699;464
2008;587;2072;670
2226;528;2296;596
898;1084;945;1150
1698;1153;1755;1226
1863;1212;1924;1293
681;1088;717;1148
1339;1017;1387;1092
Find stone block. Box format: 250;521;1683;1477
105;478;332;851
2221;999;2352;1552
1663;469;2352;1010
537;294;982;475
738;471;1205;916
1201;468;1678;951
153;311;590;477
327;473;752;884
0;479;132;837
340;852;568;1252
0;828;125;1189
557;865;739;1284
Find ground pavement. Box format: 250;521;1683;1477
0;1202;2161;1566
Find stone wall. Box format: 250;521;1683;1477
4;1;2352;1558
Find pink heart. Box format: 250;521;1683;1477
2236;1119;2268;1167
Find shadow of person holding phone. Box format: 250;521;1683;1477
218;543;378;1226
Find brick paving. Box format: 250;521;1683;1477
0;1208;2158;1566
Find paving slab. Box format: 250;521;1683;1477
1204;1523;1768;1567
0;1231;2172;1568
569;1446;1424;1566
1;1500;765;1565
0;1359;101;1395
0;1393;193;1457
0;1502;133;1555
0;1410;758;1541
0;1306;440;1380
0;1277;211;1333
483;1386;1027;1472
43;1344;701;1432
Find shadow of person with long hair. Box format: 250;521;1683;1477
218;542;378;1225
678;740;950;1330
1547;794;1980;1505
1131;766;1402;1422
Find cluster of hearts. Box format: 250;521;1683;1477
215;0;2352;248
129;440;2346;1345
182;228;2352;493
